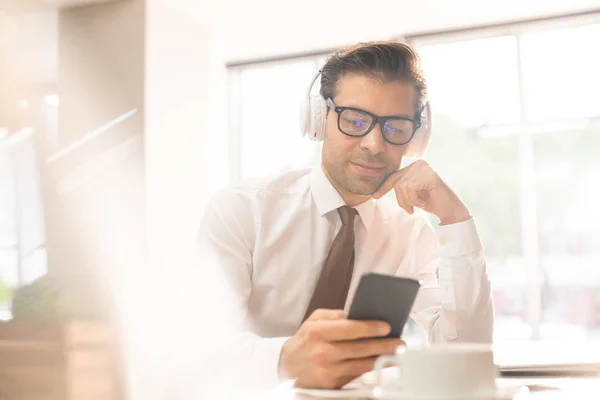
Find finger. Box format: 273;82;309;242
372;169;407;199
415;190;429;209
332;338;404;361
317;319;391;341
307;309;348;322
405;183;421;207
333;375;360;391
394;185;414;215
403;184;425;213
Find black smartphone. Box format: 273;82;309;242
348;273;421;338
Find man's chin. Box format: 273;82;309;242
351;172;386;189
344;179;384;197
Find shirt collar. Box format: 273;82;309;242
309;166;376;232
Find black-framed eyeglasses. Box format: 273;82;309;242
326;98;421;146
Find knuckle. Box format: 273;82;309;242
310;350;324;364
396;175;408;185
415;159;428;168
309;308;346;321
407;180;420;190
308;309;325;320
307;326;323;341
298;320;312;332
310;344;329;366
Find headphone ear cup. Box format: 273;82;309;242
313;95;328;141
300;96;311;138
303;94;327;141
300;70;328;141
405;102;431;158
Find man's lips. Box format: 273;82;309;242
349;161;385;175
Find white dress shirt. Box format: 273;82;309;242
196;166;493;390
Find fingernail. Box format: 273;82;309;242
380;324;391;335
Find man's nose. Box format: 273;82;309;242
359;124;386;155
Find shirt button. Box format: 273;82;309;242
439;237;446;245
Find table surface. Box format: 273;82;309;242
263;376;600;400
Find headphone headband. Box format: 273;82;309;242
306;70;321;98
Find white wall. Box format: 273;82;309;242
144;1;213;269
1;9;58;84
170;0;600;61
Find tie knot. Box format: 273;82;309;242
338;206;358;226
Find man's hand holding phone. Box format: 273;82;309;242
278;309;404;390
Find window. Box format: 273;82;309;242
411;16;600;341
520;23;600;121
418;35;521;128
229;57;327;180
0;128;47;319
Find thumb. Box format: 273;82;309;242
372;169;405;199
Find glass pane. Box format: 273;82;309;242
1;118;48;302
239;61;322;179
418;36;521;128
0;249;17;311
521;24;600;121
22;247;47;285
535;118;600;340
418;36;527;341
12;136;45;255
0;139;16;243
424;113;526;341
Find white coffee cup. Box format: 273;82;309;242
374;343;498;398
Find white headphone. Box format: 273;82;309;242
300;70;432;158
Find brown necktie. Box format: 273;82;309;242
303;206;358;321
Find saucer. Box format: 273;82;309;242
294;384;528;400
294;387;373;398
371;384;528;400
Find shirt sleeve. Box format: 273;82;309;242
409;217;494;344
175;188;292;393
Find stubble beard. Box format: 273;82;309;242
323;156;391;197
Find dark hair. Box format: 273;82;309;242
319;41;428;117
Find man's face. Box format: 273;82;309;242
322;73;418;197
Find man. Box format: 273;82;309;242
197;40;493;390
